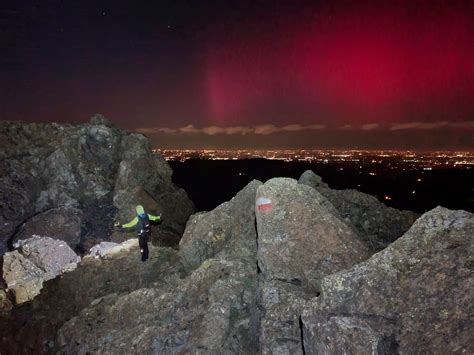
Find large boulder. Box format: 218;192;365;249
11;207;82;250
255;178;371;354
0;117;121;254
179;179;262;269
298;170;418;251
0;116;194;254
256;178;370;288
3;236;80;304
302;206;474;354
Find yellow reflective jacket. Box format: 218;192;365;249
121;213;161;229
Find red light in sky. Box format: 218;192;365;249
205;4;474;124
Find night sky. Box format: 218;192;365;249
1;0;473;150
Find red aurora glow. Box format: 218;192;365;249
205;3;474;124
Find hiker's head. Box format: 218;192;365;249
136;205;146;217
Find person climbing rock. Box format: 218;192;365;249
114;205;161;261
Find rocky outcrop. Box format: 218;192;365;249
0;181;261;354
0;115;194;254
1;176;472;355
56;180;262;354
255;178;371;354
0;239;184;354
179;179;262;269
57;256;258;354
3;236;80;304
302;206;474;354
298;170;418;251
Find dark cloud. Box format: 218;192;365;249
138;121;474;150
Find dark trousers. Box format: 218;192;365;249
139;232;149;262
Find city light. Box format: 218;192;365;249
153;149;474;170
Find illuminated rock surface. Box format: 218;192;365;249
3;236;80;304
0;175;471;355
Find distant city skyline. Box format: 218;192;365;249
157;148;474;166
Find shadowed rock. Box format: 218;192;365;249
113;133;195;247
298;170;418;251
0;115;194;254
298;170;329;189
11;207;82;250
302;206;474;354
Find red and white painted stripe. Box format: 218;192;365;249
256;197;273;212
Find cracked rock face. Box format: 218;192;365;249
255;178;371;354
298;170;418;251
302;206;474;355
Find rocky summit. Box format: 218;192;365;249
0;131;472;355
0;115;195;254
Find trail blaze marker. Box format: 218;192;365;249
256;197;273;211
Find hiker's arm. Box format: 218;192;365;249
121;217;139;229
148;213;161;222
